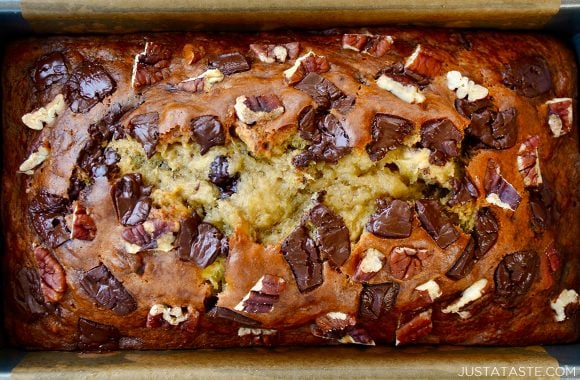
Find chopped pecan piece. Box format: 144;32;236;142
517;135;542;188
442;278;488;319
484;159;521;211
405;45;443;78
315;312;356;334
353;248;385;282
250;42;300;63
550;289;579;322
234;94;284;125
415;280;442;302
123;219;178;253
178;69;224;93
342;34;393;57
311;312;373;345
147;304;192;326
545;98;573;137
389;246;432;280
283;51;330;85
34;247;66;303
70;202;97;241
396;309;432;346
447;71;488;102
235;275;286;313
131;42;172;90
376;73;425;104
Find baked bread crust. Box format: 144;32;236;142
2;29;578;350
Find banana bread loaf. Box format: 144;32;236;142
2;29;578;350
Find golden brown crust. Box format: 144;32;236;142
2;29;578;350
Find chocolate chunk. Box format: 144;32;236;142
415;199;460;249
132;42;172;89
366;199;413;238
33;52;68;90
359;282;399;320
474;208;498;259
446;237;477;280
502;56;552;98
528;185;557;233
484;159;522;211
281;225;323;293
80;263;137;315
292;113;351;167
13;267;47;321
420;119;462;165
494;251;539;305
244;95;283;113
28;190;71;248
208;52;250;75
209;155;239;198
207;306;261;327
297;106;319;141
366;114;413;161
309;203;351;267
177;214;227;268
377;62;430;88
77;318;121;352
110;173;152;226
295;72;354;112
65;62;116;113
190;115;225;155
456;99;518;150
128;112;159;158
448;175;479;206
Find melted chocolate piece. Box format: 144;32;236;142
281;225;323;293
366;199;413;239
415;199;460;249
28;190;71;248
474;208;499;259
208;155;239;198
366;114;413;161
494;251;539;305
420;119;462;165
33;51;68;90
79;263;137;315
448;175;479;206
207;306;261;327
446;237;477;280
190;115;225;155
297;106;320;141
244;95;283;113
13;267;47;321
484;159;522;211
309;203;351;267
208;52;250;75
110;173;152;226
177;214;227;268
502;56;552;98
65;62;116;113
529;184;558;233
295;72;354;112
128;112;159;158
455;99;518;150
359;282;399;320
77;318;121;352
292;113;351;167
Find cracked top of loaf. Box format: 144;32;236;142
2;28;578;350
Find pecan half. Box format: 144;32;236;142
395;309;432;345
389;246;432;280
517;135;542;188
70;202;97;241
34;247;66;303
405;45;443;78
545;98;573;137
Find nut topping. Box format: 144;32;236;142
250;42;300;63
395;309;432;346
376;74;426;104
19;145;50;175
447;71;489;102
311;312;373;345
182;43;206;65
405;45;443;78
34;247;66;303
389;246;432;280
550;289;579;322
234;94;285;125
178;68;224;93
147;304;191;326
442;278;488;319
517;135;543;188
283;51;330;85
353;248;385;282
123;219;178;253
70;202;97;241
235;275;286;313
484;159;521;211
131;41;172;90
415;280;442;302
21;94;65;130
545;98;573;137
342;34;393;57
